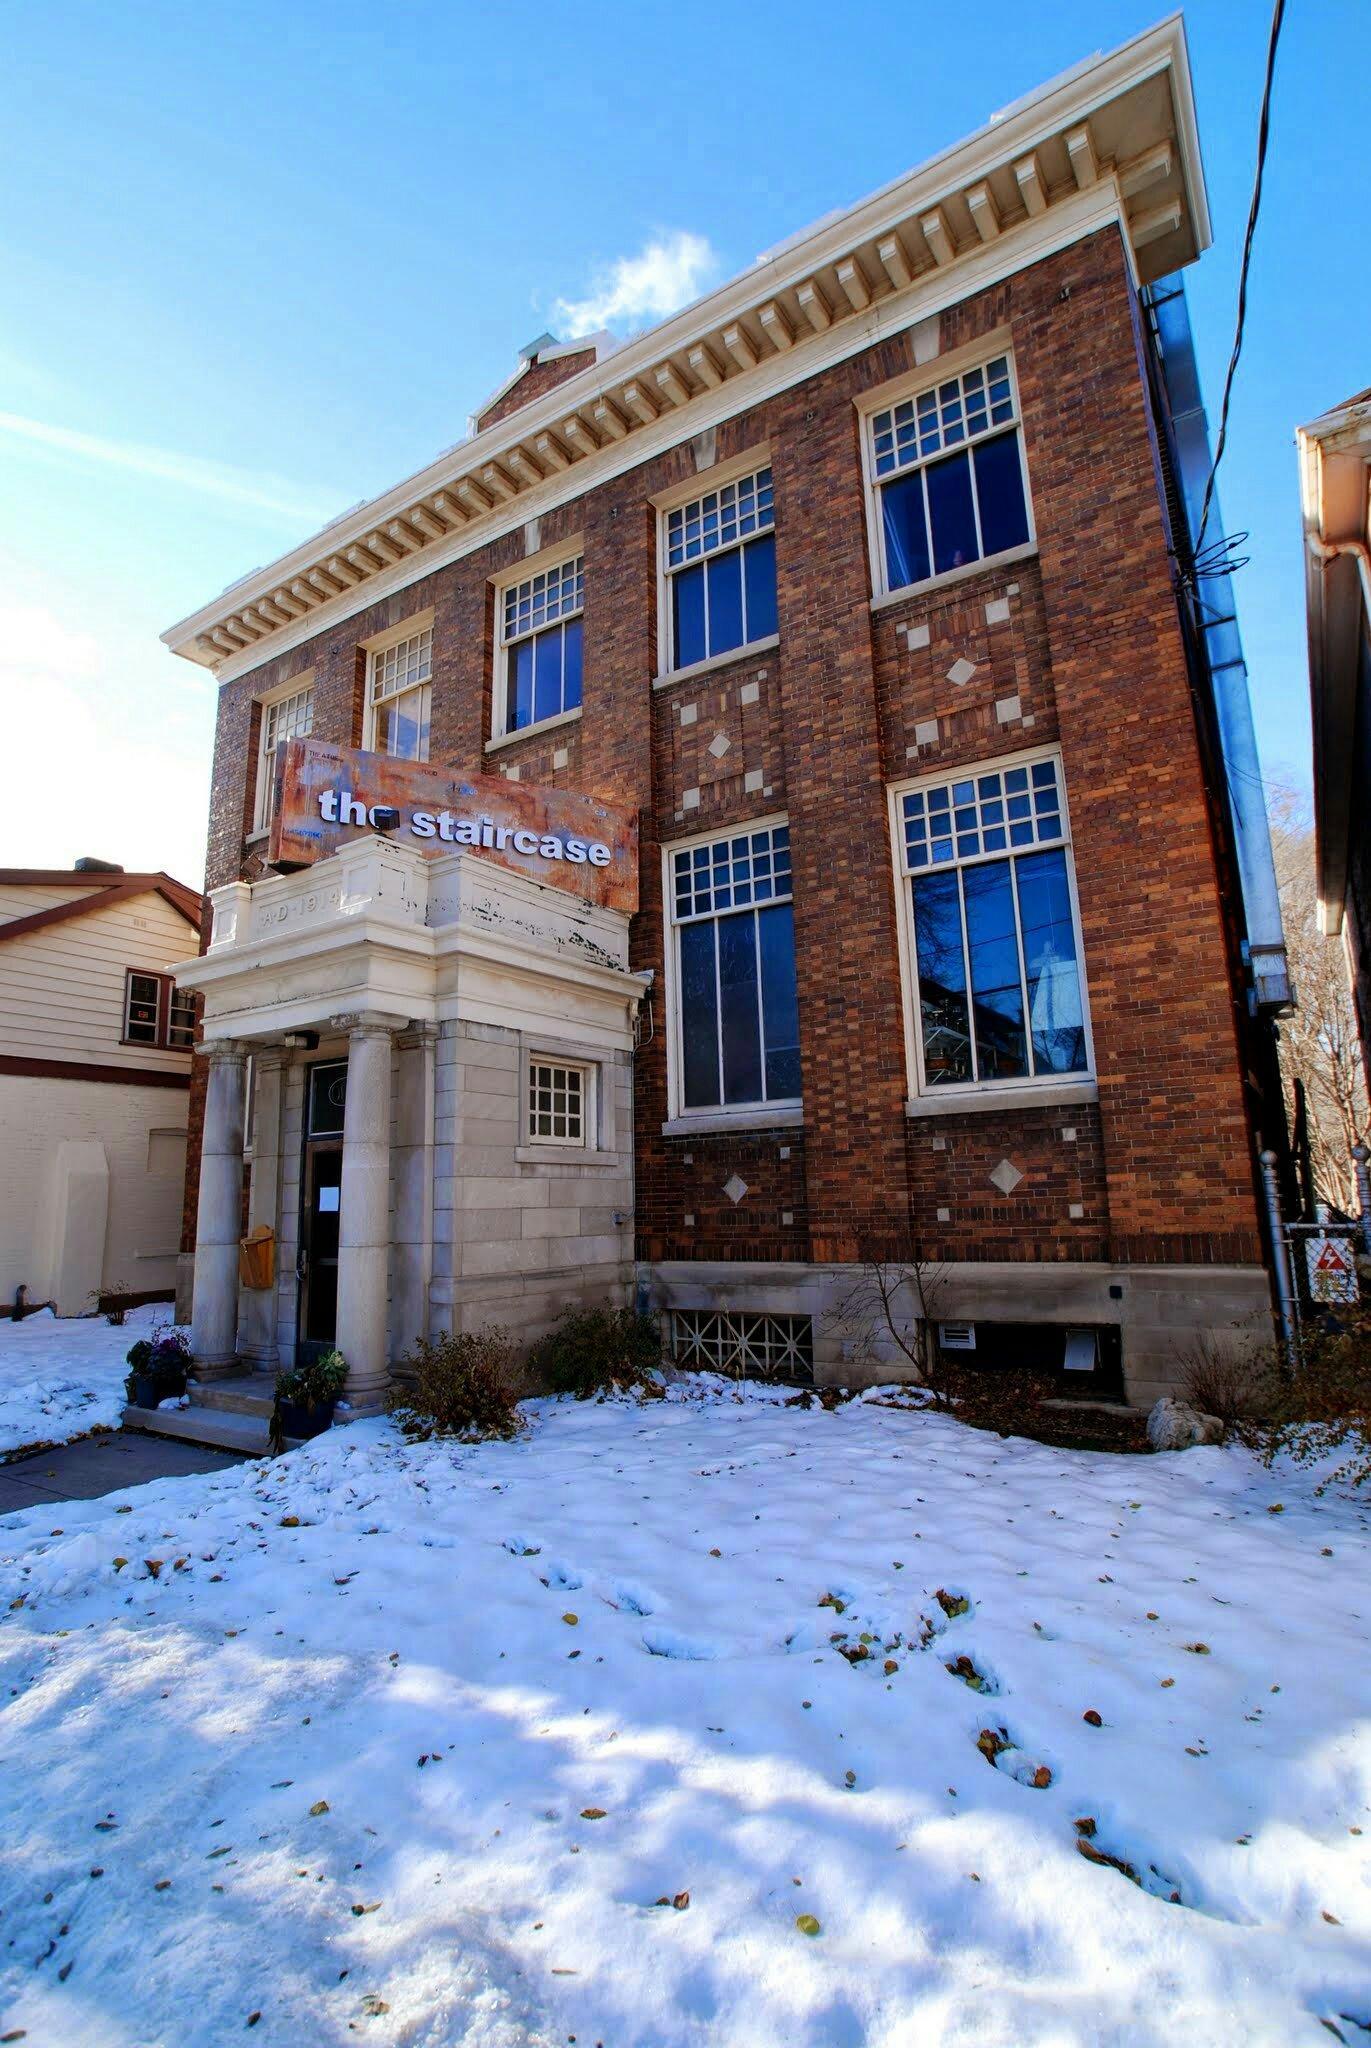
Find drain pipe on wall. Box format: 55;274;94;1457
1260;1149;1299;1362
1353;1145;1371;1257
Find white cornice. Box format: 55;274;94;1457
165;15;1205;679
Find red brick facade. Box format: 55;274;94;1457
182;224;1267;1306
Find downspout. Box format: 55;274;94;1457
1307;532;1371;614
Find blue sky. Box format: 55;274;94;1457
1;0;1363;884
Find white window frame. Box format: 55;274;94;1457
362;612;434;762
526;1056;591;1149
253;674;314;833
490;547;585;744
661;813;802;1133
654;447;779;685
859;340;1036;603
888;743;1095;1107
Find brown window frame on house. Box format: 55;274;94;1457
122;969;196;1051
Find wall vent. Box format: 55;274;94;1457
938;1321;977;1351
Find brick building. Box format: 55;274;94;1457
163;18;1289;1415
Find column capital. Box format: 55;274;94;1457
199;1037;249;1066
251;1041;293;1073
329;1010;410;1038
396;1021;439;1051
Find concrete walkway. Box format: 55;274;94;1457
0;1430;245;1516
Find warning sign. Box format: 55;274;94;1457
1305;1234;1360;1305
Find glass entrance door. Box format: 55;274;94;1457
297;1061;347;1367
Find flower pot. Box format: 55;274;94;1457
130;1372;162;1409
280;1398;336;1441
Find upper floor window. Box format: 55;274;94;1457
894;749;1090;1097
255;681;313;831
664;464;777;674
365;625;432;762
124;970;195;1052
496;556;584;738
869;354;1031;596
668;821;800;1115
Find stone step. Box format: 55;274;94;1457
123;1403;282;1457
189;1376;278;1418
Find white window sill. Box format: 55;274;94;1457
244;827;270;846
653;635;780;693
662;1105;803;1138
514;1144;621;1168
906;1078;1098;1120
486;706;583;755
871;542;1038;615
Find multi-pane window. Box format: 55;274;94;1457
665;465;777;672
871;355;1030;593
897;752;1089;1092
256;683;313;829
672;1310;814;1385
499;558;584;735
367;626;432;762
528;1060;587;1145
124;971;195;1051
670;823;800;1113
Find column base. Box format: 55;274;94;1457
191;1356;246;1382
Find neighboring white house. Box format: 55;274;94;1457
0;861;202;1317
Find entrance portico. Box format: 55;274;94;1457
174;831;646;1410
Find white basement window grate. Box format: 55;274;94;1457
672;1309;814;1384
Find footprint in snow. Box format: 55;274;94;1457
539;1561;584;1591
641;1625;724;1661
607;1580;656;1616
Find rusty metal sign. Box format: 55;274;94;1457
269;740;639;914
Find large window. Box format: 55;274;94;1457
124;971;196;1051
669;822;800;1114
497;557;584;737
895;751;1090;1095
255;681;313;830
869;354;1031;595
366;626;432;762
664;465;777;673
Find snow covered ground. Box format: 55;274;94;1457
0;1305;175;1460
1;1381;1368;2046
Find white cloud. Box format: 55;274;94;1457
0;410;337;526
552;231;720;339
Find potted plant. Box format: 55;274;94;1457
124;1331;191;1409
271;1349;348;1451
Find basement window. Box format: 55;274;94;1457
867;354;1032;595
672;1309;814;1384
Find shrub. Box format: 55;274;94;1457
94;1283;135;1326
1177;1335;1264;1428
391;1328;522;1441
527;1306;663;1400
1246;1304;1371;1491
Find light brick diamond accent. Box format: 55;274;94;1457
984;595;1011;625
947;656;978;687
552;746;569;769
914;717;939;747
989;1158;1023;1195
744;768;764;792
995;695;1022;725
679;703;698;726
682;787;700;810
740;680;760;705
722;1173;749;1205
708;732;731;758
906;622;931;650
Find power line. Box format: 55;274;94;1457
1194;0;1287;558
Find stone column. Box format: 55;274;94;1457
391;1025;436;1366
333;1015;399;1412
239;1046;287;1369
190;1041;248;1374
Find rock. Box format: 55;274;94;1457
1146;1399;1224;1451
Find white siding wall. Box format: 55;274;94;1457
0;1075;189;1308
0;890;198;1077
0;885;81;923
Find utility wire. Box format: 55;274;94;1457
1194;0;1287;557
